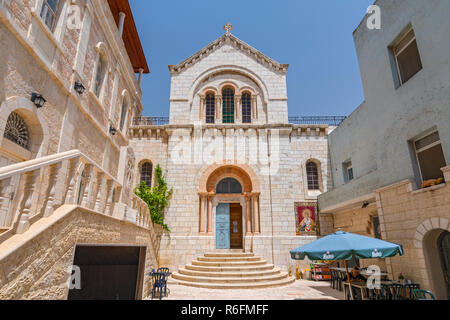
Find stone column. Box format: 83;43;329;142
235;94;242;122
252;193;260;234
199;193;207;234
118;12;126;36
215;95;222;121
199;94;205;121
65;157;80;204
245;193;252;236
207;194;214;235
251;95;257;119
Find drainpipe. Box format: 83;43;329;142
138;68;144;88
118;12;126;37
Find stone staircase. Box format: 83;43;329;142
169;251;295;289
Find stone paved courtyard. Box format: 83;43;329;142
162;280;342;300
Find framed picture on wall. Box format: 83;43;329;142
295;202;318;235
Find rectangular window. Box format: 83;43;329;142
414;131;447;182
392;29;423;85
343;161;354;183
372;216;382;239
40;0;60;31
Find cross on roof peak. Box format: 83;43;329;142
223;22;233;35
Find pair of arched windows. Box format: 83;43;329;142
205;89;252;124
306;161;320;191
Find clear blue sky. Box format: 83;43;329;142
130;0;375;117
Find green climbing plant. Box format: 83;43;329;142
134;164;172;232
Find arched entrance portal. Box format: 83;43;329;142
198;165;260;250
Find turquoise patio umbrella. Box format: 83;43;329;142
290;231;404;299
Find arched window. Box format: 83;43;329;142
4;112;30;150
216;178;242;194
222;88;235;123
205;93;215;124
140;162;153;187
119;99;128;131
242;93;252;123
94;55;105;97
306;162;320;190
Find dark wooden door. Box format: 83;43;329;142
230;204;243;249
68;246;143;300
438;231;450;298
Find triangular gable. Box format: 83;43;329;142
168;33;289;75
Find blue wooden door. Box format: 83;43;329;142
216;203;230;249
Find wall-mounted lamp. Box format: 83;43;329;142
74;81;86;95
362;201;370;209
109;125;117;136
31;92;46;108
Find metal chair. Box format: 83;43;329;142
151;272;166;300
413;289;435;300
330;270;336;289
157;267;171;297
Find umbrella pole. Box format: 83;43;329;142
344;260;354;300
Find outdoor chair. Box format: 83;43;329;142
330;270;336;289
413;289;435;300
151;272;166;300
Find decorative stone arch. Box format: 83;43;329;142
202;87;218;96
414;217;450;299
239;87;256;95
0;96;49;161
218;81;239;93
188;65;269;106
199;163;260;194
304;158;324;192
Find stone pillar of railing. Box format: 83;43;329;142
104;179;114;216
16;169;40;234
94;171;105;212
0;177;12;228
65;157;81;204
44;163;62;218
80;164;93;208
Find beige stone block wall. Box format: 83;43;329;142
376;180;450;298
0;206;157;300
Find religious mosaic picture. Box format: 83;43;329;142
295;203;318;235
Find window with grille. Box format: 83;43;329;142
222;88;235;124
242;93;252;124
205;93;215;124
392;29;422;85
216;178;242;194
4;112;30;150
306;162;320;190
119;100;128;131
94;56;105;97
414;131;446;181
140;162;153;187
40;0;60;31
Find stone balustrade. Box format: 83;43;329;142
0;150;154;243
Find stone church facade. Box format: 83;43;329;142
130;26;332;272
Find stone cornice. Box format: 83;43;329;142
168;33;289;75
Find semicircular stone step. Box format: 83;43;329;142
177;267;281;278
204;252;255;258
197;256;262;262
191;259;267;267
185;264;275;272
171;271;289;284
169;276;296;289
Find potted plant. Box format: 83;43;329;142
398;273;405;283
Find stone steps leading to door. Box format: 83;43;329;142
169;252;294;289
